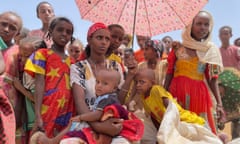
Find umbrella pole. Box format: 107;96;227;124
131;0;138;49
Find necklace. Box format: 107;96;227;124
88;58;106;75
51;45;67;63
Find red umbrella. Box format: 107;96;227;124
75;0;208;37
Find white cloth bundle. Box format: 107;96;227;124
157;101;223;144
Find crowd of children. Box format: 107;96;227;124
1;1;240;144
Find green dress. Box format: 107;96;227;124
219;67;240;122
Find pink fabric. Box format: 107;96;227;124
0;89;16;144
220;45;240;70
75;0;208;36
0;45;19;107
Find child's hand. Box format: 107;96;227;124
70;115;81;122
128;100;136;112
31;118;45;136
13;77;22;90
216;106;226;123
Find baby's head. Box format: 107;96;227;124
14;27;30;45
95;69;121;96
66;38;84;60
135;68;155;95
19;36;46;63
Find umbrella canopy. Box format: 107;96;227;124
75;0;208;37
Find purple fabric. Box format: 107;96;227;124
65;130;88;143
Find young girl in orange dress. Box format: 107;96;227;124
25;17;75;138
164;11;225;134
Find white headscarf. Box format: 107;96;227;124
182;11;223;68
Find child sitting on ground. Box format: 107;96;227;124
31;69;143;144
130;68;205;130
132;68;227;144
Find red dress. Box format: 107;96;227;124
25;49;75;137
167;48;217;134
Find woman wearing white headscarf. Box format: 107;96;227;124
164;11;224;134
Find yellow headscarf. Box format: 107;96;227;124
182;11;223;69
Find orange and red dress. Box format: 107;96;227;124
167;47;219;134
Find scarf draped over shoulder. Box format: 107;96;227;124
182;11;223;71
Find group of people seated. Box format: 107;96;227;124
1;1;240;144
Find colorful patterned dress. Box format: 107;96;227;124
167;47;218;134
218;68;240;122
24;49;75;137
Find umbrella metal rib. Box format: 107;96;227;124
131;0;138;48
165;0;188;26
143;0;152;37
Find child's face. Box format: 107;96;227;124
122;35;130;47
143;46;156;60
235;39;240;47
191;12;210;41
51;20;73;47
68;44;82;60
219;28;231;43
14;33;26;45
19;43;35;63
137;35;149;49
95;75;117;96
37;3;55;24
162;37;172;49
109;27;124;51
135;76;153;95
0;13;21;43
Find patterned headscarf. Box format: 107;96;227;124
87;22;107;38
145;39;165;58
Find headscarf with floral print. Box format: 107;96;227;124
145;39;165;58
